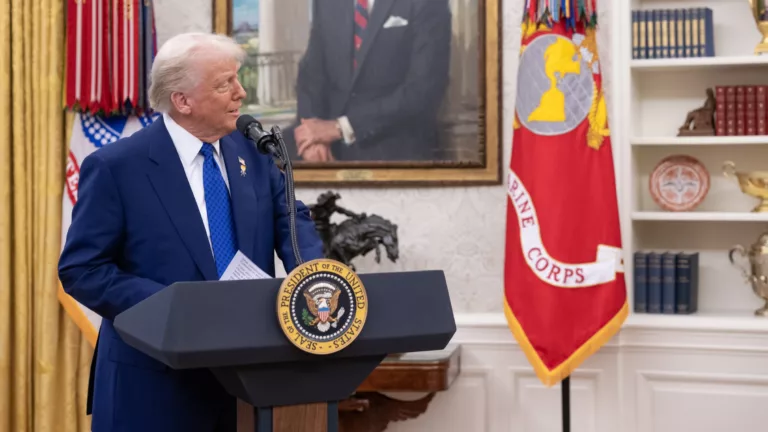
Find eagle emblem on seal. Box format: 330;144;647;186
302;283;346;333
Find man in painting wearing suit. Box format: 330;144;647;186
287;0;452;162
58;32;323;432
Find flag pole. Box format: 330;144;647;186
562;376;570;432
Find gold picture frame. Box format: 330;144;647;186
213;0;501;186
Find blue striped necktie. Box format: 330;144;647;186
200;142;238;278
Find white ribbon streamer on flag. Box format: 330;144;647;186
507;170;624;288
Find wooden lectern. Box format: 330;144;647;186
112;270;456;432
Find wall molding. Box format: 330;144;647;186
452;313;768;354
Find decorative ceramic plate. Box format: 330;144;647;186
649;155;709;211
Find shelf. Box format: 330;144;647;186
631;212;768;222
625;311;768;333
631;55;768;72
454;312;768;333
630;136;768;146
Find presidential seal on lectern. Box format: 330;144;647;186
277;258;368;355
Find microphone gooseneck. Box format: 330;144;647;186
236;115;303;267
272;125;304;267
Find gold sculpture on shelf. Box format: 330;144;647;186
748;0;768;55
723;161;768;213
729;233;768;316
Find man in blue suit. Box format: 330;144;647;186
58;32;324;432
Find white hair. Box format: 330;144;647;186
149;32;246;112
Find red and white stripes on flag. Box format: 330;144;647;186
61;0;158;344
65;0;151;115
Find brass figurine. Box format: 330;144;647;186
748;0;768;55
723;161;768;213
729;232;768;316
677;88;716;137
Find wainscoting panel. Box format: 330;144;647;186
378;314;768;432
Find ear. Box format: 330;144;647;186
170;91;192;115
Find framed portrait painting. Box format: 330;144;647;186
213;0;501;186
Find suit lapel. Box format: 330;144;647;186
352;0;396;84
330;0;354;86
146;118;218;281
220;136;257;262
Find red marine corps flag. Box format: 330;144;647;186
504;0;628;387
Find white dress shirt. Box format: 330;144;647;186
163;113;230;250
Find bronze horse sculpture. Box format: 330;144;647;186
308;191;399;270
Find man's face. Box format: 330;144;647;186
185;55;246;138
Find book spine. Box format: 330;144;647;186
675;253;691;314
726;86;737;136
747;86;757;136
677;9;686;57
634;252;648;313
661;252;676;314
669;9;678;58
691;8;701;57
758;86;767;135
715;86;726;136
647;253;662;313
690;253;699;313
640;10;648;59
654;10;661;59
702;7;714;56
661;9;670;58
632;10;639;59
684;9;693;57
737;86;746;136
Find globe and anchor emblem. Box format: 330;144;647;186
515;33;597;137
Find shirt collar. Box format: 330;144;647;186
163;112;221;168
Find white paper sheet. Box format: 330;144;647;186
220;250;271;280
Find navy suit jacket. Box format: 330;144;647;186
285;0;452;161
58;116;324;432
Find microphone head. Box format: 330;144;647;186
236;114;262;135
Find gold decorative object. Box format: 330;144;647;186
723;161;768;212
748;0;768;55
729;233;768;316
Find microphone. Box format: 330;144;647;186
236;114;282;160
236;114;304;267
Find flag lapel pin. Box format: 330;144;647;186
238;157;247;176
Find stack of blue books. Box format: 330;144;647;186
631;8;715;59
633;251;699;314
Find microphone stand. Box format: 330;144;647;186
270;125;304;267
263;126;341;432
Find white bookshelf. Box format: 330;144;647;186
631;211;768;222
631;135;768;145
625;310;768;332
616;0;768;326
630;54;768;72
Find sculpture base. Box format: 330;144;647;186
755;42;768;55
755;301;768;317
677;128;715;137
750;199;768;213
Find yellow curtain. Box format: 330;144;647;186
0;0;93;431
